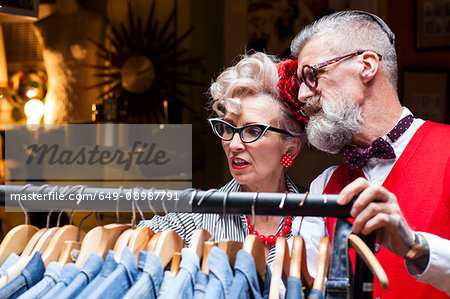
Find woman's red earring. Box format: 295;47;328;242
280;154;293;167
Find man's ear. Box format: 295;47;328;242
360;51;381;84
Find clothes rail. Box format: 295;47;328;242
0;184;355;216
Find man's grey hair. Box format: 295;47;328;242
291;11;398;89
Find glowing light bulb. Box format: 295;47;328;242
26;88;38;99
24;99;44;124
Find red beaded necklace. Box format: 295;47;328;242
245;215;293;246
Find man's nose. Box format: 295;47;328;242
297;81;316;103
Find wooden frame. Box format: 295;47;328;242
403;69;449;123
415;0;450;50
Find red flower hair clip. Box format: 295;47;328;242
277;59;309;129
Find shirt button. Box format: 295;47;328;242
374;243;380;253
375;297;381;299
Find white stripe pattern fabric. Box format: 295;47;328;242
139;175;307;268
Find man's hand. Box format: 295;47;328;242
337;177;415;257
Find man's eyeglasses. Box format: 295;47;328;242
298;50;382;92
208;118;292;143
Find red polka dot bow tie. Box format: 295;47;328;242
343;115;414;170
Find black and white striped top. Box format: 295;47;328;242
139;175;311;268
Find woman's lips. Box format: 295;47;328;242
231;157;250;170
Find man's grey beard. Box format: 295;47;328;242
305;94;363;154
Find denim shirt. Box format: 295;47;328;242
123;251;163;299
204;247;233;299
55;252;103;299
0;252;45;299
229;250;263;299
0;253;20;278
17;261;62;299
76;250;118;299
160;248;200;299
136;250;147;280
286;276;305;299
41;262;81;299
193;271;209;299
87;247;138;299
159;271;176;297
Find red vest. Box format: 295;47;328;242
324;121;450;299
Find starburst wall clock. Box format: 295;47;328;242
83;0;201;123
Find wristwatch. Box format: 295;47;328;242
405;233;429;260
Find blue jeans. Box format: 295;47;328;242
160;247;200;299
55;252;103;299
123;251;163;299
0;252;45;299
87;247;138;299
228;250;263;299
41;262;80;299
204;247;233;299
75;250;118;299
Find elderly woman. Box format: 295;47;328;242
141;52;325;272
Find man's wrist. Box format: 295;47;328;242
404;233;429;274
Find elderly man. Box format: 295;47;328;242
291;10;450;298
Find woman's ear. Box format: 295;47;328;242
360;51;380;84
285;136;302;160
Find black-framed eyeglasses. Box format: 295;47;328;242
208;118;292;143
297;50;382;92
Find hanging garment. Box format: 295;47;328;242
228;249;265;299
192;271;208;299
0;253;20;278
160;247;200;299
87;247;138;299
41;262;80;299
203;246;233;298
285;277;305;299
123;251;163;299
55;252;103;299
17;261;62;299
158;270;176;297
75;250;118;299
0;252;45;299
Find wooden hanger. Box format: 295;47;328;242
97;223;130;258
309;237;331;297
0;224;39;265
146;232;162;251
22;210;57;257
113;228;134;262
29;227;60;257
153;230;183;268
42;224;86;267
289;236;303;279
128;226;155;262
269;237;290;299
170;252;181;276
21;227;49;257
200;241;217;274
218;239;242;268
189;228;212;259
58;240;81;265
289;236;313;295
348;234;389;289
243;234;267;284
75;226;103;267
